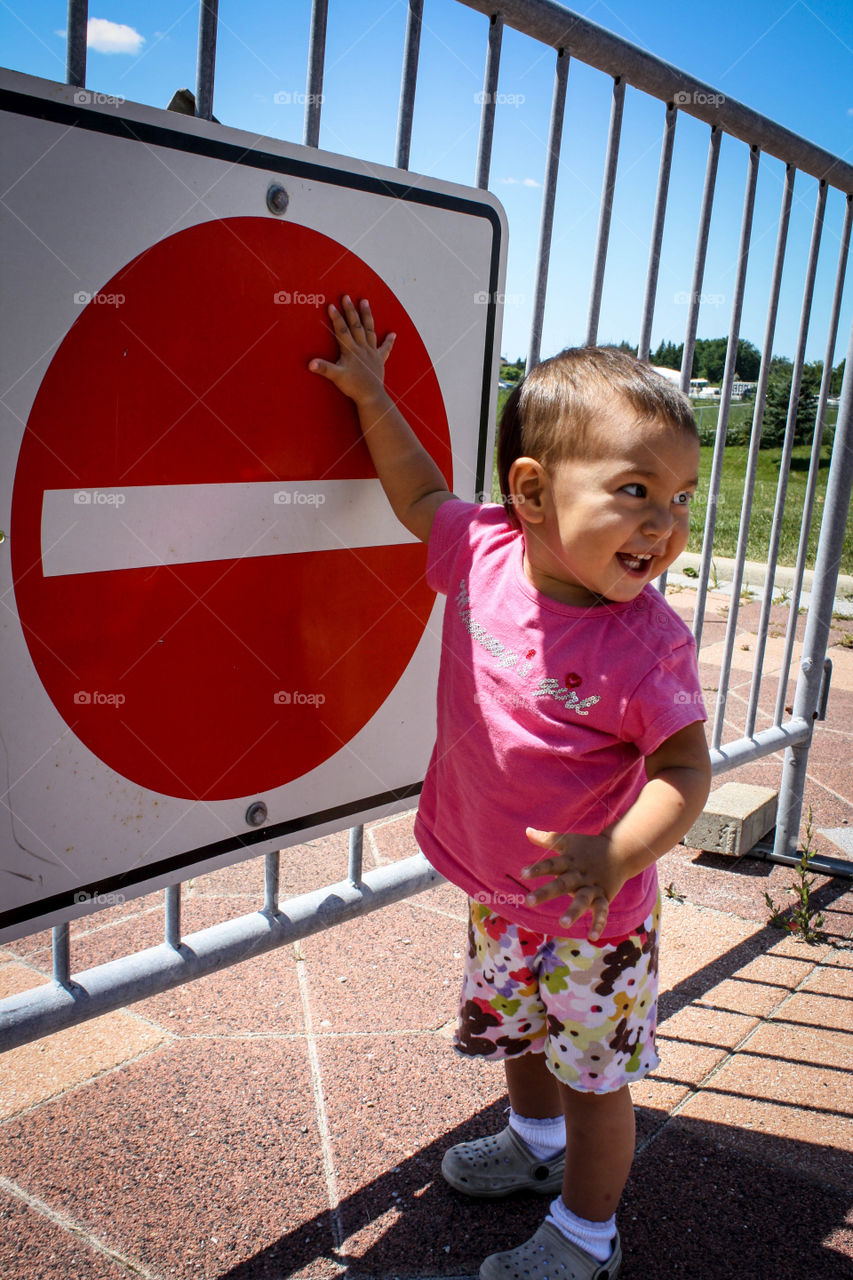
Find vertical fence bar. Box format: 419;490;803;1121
348;825;364;885
526;47;570;371
395;0;424;170
195;0;219;121
264;851;280;914
638;102;677;363
585;77;626;346
303;0;329;148
65;0;88;87
52;924;71;988
745;181;828;736
475;14;504;189
692;144;760;652
680;125;722;396
774;193;853;724
774;315;853;860
165;884;181;949
709;164;796;749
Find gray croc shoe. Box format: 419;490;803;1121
441;1124;565;1198
479;1221;621;1279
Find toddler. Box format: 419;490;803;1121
310;296;711;1280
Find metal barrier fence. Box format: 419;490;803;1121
1;0;852;1051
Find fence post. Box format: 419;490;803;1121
773;314;853;861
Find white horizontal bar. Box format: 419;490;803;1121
41;479;417;577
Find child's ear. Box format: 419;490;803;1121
507;457;548;526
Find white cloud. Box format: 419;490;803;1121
522;177;541;188
87;18;145;55
500;177;542;188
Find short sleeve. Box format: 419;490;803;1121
425;498;478;596
619;637;706;757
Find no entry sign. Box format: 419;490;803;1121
13;217;451;802
0;70;506;941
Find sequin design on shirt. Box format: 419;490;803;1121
456;579;601;717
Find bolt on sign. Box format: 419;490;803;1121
0;69;506;943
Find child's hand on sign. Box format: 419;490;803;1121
309;295;395;409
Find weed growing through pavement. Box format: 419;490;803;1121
664;881;685;903
764;808;826;943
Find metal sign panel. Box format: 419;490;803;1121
0;70;506;942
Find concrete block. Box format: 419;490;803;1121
684;783;778;856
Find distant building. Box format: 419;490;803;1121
650;368;715;398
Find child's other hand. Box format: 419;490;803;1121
522;828;628;942
309;295;395;407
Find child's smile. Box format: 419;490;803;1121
520;409;700;607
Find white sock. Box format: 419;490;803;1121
507;1107;565;1159
546;1196;617;1263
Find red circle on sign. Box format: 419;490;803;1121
11;217;452;801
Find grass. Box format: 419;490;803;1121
689;442;852;573
491;388;850;575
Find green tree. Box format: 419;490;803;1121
651;339;682;370
762;364;819;446
734;339;761;381
691;337;761;383
831;358;845;397
692;337;728;383
500;358;525;383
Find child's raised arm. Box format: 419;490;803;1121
522;720;712;941
309;295;455;544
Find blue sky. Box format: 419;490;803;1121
2;0;852;366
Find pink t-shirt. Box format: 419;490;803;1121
414;499;706;939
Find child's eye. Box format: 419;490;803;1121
673;491;693;506
621;483;646;498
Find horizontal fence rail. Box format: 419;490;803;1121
1;0;852;1050
459;0;853;190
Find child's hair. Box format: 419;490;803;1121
497;346;697;528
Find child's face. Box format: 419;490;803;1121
521;408;700;606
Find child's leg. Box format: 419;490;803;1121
559;1081;634;1221
505;1052;562;1119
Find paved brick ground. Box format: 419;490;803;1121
1;593;851;1279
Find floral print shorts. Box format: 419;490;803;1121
454;896;661;1093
